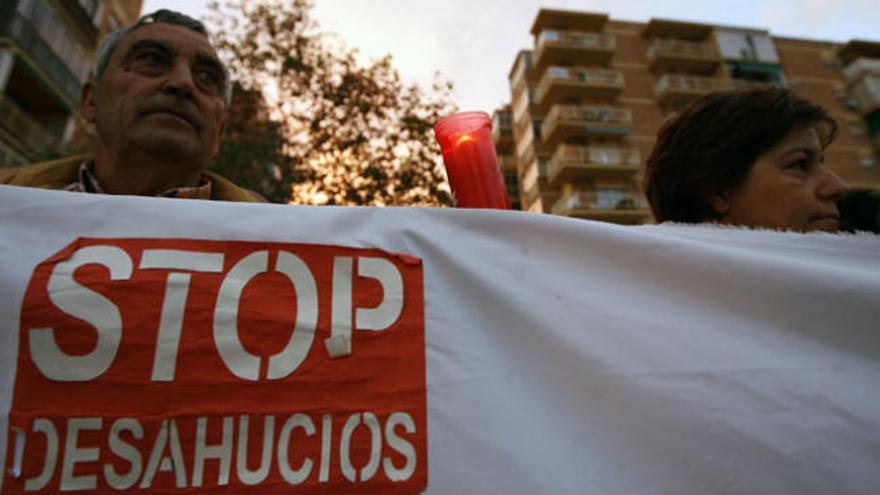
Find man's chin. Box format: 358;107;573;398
131;133;204;161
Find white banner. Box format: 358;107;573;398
1;184;878;494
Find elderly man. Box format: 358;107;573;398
0;10;259;202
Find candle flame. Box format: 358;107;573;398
454;133;476;147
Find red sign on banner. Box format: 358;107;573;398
4;238;427;494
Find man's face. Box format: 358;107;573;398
82;23;228;167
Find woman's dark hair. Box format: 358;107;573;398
838;189;880;233
644;87;838;223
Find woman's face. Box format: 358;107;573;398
715;126;848;233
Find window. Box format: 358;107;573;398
714;30;780;63
595;187;630;209
504;170;519;196
493;111;512;130
18;0;91;82
726;62;785;85
850;124;866;138
540;30;561;43
549;67;569;79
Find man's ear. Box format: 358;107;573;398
212;115;228;156
80;79;97;124
709;192;730;217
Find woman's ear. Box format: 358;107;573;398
709;192;730;217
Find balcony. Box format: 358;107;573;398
837;39;880;68
0;94;58;158
521;159;548;201
541;104;632;146
642;18;714;41
730;78;786;89
0;10;82;106
843;57;880;84
503;169;520;201
530;9;608;36
58;0;99;41
509;50;537;97
536;67;625;111
552;188;650;224
849;74;880;115
654;74;732;105
534;30;616;71
647;39;721;74
547;145;641;185
497;153;517;172
492;113;514;152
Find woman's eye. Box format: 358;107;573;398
787;158;810;171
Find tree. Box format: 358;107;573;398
206;0;456;206
211;83;291;202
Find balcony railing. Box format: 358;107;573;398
850;74;880;115
547;145;640;183
535;30;616;68
552;188;649;223
59;0;99;40
0;10;82;105
545;66;625;84
654;74;732;103
542;104;632;145
521;159;547;198
536;66;625;108
503;169;519;197
730;78;785;89
648;38;715;58
0;94;58;156
0;138;28;167
843;57;880;83
497;154;517;171
647;38;722;74
538;30;615;49
492;122;513;143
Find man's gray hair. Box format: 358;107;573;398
93;9;232;104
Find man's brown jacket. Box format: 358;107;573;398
0;156;262;202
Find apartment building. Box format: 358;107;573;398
492;105;521;210
496;9;880;224
0;0;142;168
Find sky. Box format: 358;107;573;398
142;0;878;113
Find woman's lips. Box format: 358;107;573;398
810;214;840;232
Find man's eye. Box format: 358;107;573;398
134;51;168;67
195;69;223;92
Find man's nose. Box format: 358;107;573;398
817;165;848;201
161;61;195;99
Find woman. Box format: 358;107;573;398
644;87;848;233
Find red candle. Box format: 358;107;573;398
434;112;511;209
